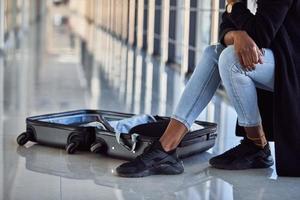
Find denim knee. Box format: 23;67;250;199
203;44;224;62
218;45;262;126
218;45;243;77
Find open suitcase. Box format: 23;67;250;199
16;110;98;154
90;111;218;160
16;110;217;159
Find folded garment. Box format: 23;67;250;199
108;114;156;134
107;114;156;147
79;121;106;130
190;123;204;131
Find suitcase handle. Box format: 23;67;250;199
116;132;139;152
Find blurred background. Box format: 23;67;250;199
1;0;237;116
1;1;299;200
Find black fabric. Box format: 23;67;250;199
219;0;300;176
218;1;247;46
129;121;176;154
129;119;170;137
219;11;237;46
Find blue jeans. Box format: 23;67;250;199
172;44;275;129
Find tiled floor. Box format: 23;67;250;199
0;13;299;200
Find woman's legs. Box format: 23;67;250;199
218;45;275;147
208;45;275;169
116;45;276;176
160;44;225;151
116;44;276;177
160;44;275;152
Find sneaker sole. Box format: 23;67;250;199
211;156;274;170
116;162;184;178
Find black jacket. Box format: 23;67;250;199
219;0;300;176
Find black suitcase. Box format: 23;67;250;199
16;110;217;158
89;111;218;160
16;110;98;154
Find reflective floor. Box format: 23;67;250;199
1;14;300;200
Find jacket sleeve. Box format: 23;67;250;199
219;11;237;46
228;0;293;48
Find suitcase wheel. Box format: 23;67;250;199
90;142;104;153
66;133;82;154
66;142;80;154
17;132;31;146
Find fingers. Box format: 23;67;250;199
243;53;254;70
240;49;255;71
239;47;264;72
251;46;259;64
245;49;256;69
232;31;264;71
258;48;264;64
237;52;245;68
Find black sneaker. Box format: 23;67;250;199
209;138;274;170
116;141;184;177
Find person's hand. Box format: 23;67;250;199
231;31;263;71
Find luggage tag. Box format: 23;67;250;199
115;130;139;153
110;114;156;153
